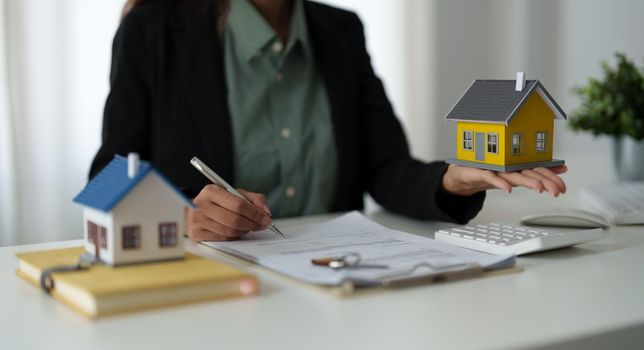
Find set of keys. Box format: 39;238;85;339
311;253;388;270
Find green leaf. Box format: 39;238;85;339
569;52;644;139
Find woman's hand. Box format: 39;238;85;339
185;185;272;241
441;164;568;197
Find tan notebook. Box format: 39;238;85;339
16;247;258;318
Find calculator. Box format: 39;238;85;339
435;223;605;256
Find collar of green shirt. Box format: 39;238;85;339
227;0;311;61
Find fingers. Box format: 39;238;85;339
204;204;265;231
497;167;567;196
441;164;568;197
442;165;512;196
186;207;249;241
187;209;247;241
497;171;545;193
201;185;271;227
520;169;562;196
546;165;568;175
479;170;512;193
533;167;567;194
238;189;272;217
186;185;272;242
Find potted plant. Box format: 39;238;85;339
570;52;644;181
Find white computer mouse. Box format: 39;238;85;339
520;208;610;229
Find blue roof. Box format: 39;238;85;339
73;155;194;212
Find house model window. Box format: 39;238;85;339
511;133;522;154
99;227;107;249
462;131;473;151
536;131;547;152
88;222;97;245
159;222;178;247
88;221;108;249
122;225;141;250
486;133;498;154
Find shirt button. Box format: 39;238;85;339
280;128;291;139
285;186;296;198
275;73;283;81
271;41;283;53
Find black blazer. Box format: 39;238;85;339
91;0;485;223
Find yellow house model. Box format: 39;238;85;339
445;72;567;172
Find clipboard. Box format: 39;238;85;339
197;242;523;297
197;212;524;296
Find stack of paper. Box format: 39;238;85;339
203;212;515;288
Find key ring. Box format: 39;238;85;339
311;252;388;270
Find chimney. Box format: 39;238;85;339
515;72;526;91
127;152;140;179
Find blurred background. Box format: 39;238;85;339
1;0;643;246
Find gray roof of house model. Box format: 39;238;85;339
444;79;567;124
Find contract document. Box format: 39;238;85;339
202;212;515;287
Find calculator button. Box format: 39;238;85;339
454;228;475;234
435;223;603;255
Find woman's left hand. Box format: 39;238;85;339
441;164;568;197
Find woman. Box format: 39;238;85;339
91;0;567;241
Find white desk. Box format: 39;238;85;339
2;189;644;350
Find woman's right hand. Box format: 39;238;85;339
186;185;272;241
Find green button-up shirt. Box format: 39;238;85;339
224;0;337;218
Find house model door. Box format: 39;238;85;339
475;132;485;161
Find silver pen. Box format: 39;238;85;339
190;156;286;238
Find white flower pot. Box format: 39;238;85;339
612;136;644;181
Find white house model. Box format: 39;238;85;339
73;153;193;266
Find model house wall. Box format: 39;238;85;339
504;93;554;165
457;121;506;166
111;173;185;265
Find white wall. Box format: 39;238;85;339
318;0;409;131
557;0;644;178
2;0;123;245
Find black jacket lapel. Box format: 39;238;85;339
305;4;362;211
171;2;234;183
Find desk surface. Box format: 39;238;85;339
2;189;644;350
